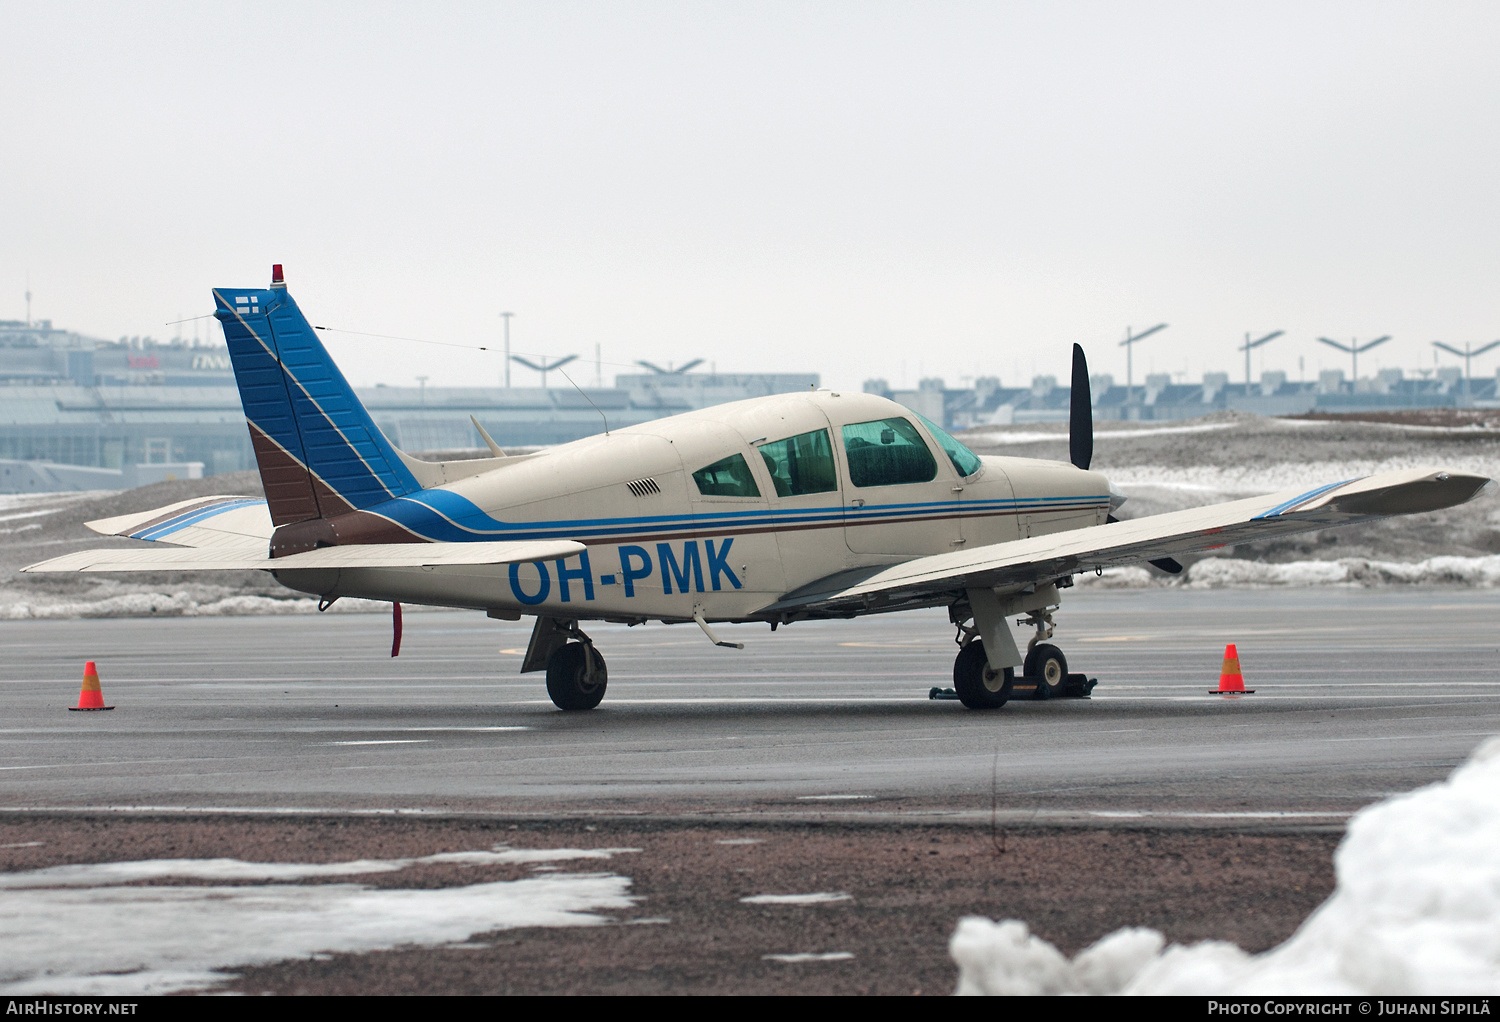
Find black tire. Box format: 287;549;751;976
953;641;1014;710
1025;643;1068;701
545;642;607;711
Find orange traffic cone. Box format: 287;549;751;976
68;661;114;711
1211;644;1254;695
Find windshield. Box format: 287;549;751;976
913;412;982;477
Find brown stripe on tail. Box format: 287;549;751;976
249;423;357;527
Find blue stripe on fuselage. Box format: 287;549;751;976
359;489;1111;543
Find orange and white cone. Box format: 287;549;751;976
1211;644;1254;695
68;661;115;711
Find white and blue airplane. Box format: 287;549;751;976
26;267;1494;711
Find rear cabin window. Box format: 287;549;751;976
841;417;938;487
914;412;983;477
692;453;761;498
757;429;838;497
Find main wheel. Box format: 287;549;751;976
953;641;1014;710
1024;643;1068;700
546;642;608;711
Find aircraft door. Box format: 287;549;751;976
752;416;852;590
838;415;963;555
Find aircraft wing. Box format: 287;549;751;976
766;468;1494;616
23;495;584;573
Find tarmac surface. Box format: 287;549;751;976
2;588;1497;822
2;587;1497;994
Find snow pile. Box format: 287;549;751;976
1186;554;1500;588
0;591;397;619
950;735;1500;995
1185;558;1352;588
1074;555;1500;590
1074;566;1159;589
0;846;639;995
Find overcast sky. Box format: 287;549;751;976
5;1;1499;392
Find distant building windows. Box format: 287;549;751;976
757;429;838;497
692;453;761;498
841;417;938;487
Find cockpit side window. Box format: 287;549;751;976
913;412;982;477
757;429;838;497
692;453;761;498
841;417;938;487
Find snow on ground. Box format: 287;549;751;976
0;591;401;619
950;736;1500;995
0;846;640;995
1076;554;1500;590
740;892;854;905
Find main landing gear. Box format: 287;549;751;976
523;617;609;711
546;640;608;711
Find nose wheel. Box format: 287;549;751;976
1024;643;1068;700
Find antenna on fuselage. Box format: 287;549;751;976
560;369;609;436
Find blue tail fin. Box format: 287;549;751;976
213;271;420;526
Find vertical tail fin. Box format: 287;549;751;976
213;268;419;526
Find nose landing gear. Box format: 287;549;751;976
938;597;1096;708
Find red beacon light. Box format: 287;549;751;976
270;264;286;289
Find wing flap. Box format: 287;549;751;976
769;468;1492;614
23;539;587;574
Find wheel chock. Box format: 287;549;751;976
933;676;1096;701
1062;673;1097;698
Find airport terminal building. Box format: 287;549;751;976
2;315;1495;491
0;318;818;491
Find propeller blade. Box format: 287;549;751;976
1474;340;1500;356
544;355;579;371
1069;343;1093;471
1316;337;1353;353
510;355;545;371
676;358;705;373
1356;335;1391;353
1249;329;1284;349
1432;341;1466;358
636;360;669;374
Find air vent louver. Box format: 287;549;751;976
626;478;661;497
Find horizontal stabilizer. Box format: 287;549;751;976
86;496;271;550
23;539;587;574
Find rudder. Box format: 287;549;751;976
213;266;420;526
